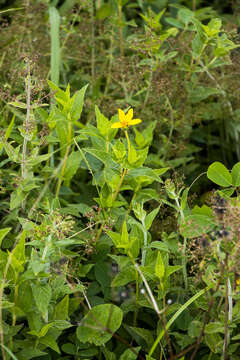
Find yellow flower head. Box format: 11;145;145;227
111;108;142;129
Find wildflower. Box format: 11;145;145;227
111;108;141;129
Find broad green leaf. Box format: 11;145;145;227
40;335;60;354
107;230;121;247
70;84;88;122
84;148;112;165
207;162;232;187
149;241;169;252
95;105;109;137
128;326;154;349
165;265;182;277
128;143;138;164
54;295;69;320
119;347;140;360
145;206;160;230
111;266;136;287
180;214;216;238
102;348;116;360
11;231;25;272
127;167;163;183
31;283;52;319
188;320;203;338
204;333;223;353
76;304;123;345
155;252;165;279
231;162;240;187
0;228;11;247
16;347;47;360
63;151;82;182
205;322;225;334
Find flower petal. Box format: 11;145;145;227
111;122;124;128
118;109;126;123
126;108;133;122
129;118;142;126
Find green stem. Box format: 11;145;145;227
141;219;148;266
124;130;131;160
118;3;124;57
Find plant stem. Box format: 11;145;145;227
118;3;124;57
141;219;148;266
21;60;31;179
91;0;96;90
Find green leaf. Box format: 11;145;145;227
95;105;110;137
40;335;61;354
207;162;232;187
127;167;163;183
128;326;154;349
145;206;160;230
51;320;72;330
0;228;11;247
16;347;47;360
119;347;140;360
231;162;240;187
76;304;123;346
205;322;225;334
189;86;221;104
70;84;88;122
107;230;121;247
165;265;182;277
63;151;82;182
31;283;52;319
155;252;165;279
111;266;136;287
149;241;169;252
180;214;216;238
54;295;69;320
11;231;26;272
84;148;112;165
121;221;129;247
204;333;222;353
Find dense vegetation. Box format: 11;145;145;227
1;1;240;359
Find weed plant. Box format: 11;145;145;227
1;1;240;360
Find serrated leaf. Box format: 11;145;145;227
145;206;160;230
84;148;112;165
63;151;82;182
32;283;52;319
76;304;123;346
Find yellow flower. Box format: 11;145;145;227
111;108;142;129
